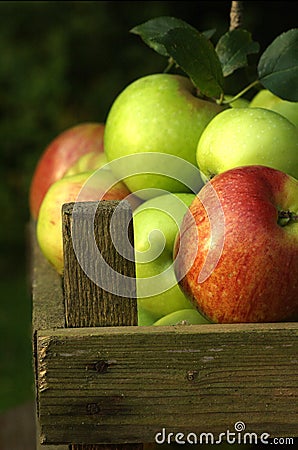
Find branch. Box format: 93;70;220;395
229;1;244;31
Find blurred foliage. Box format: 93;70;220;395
0;275;33;411
0;1;296;411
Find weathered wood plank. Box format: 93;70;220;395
36;415;68;450
61;201;142;450
37;322;298;444
31;221;65;332
62;201;137;328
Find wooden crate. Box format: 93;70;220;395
31;201;298;449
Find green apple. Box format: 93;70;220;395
136;253;195;321
104;73;224;198
133;192;196;257
153;309;210;326
133;192;201;321
196;107;298;181
250;89;298;127
224;94;250;108
138;306;157;326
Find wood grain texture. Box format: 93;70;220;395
31;221;65;332
37;322;298;444
62;201;137;328
61;201;142;450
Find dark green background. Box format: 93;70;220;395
0;1;296;412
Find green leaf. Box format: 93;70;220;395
131;17;223;98
216;29;260;77
154;27;224;98
131;16;216;58
257;28;298;101
130;16;198;57
202;29;216;40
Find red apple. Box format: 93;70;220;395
29;122;105;219
174;165;298;323
36;168;138;274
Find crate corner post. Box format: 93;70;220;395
33;200;143;449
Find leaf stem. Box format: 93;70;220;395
163;57;175;73
219;79;260;105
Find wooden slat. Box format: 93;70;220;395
61;201;142;450
62;201;137;328
37;322;298;444
31;221;65;332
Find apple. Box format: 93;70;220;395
29;122;105;219
104;73;224;198
224;94;250;108
196;107;298;181
64;151;108;176
133;192;196;256
174;165;298;323
133;192;203;321
37;169;133;274
138;306;157;326
136;252;195;322
153;309;210;326
250;89;298;127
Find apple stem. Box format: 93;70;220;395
278;210;298;226
163;57;175;73
219;79;260;105
229;1;244;31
